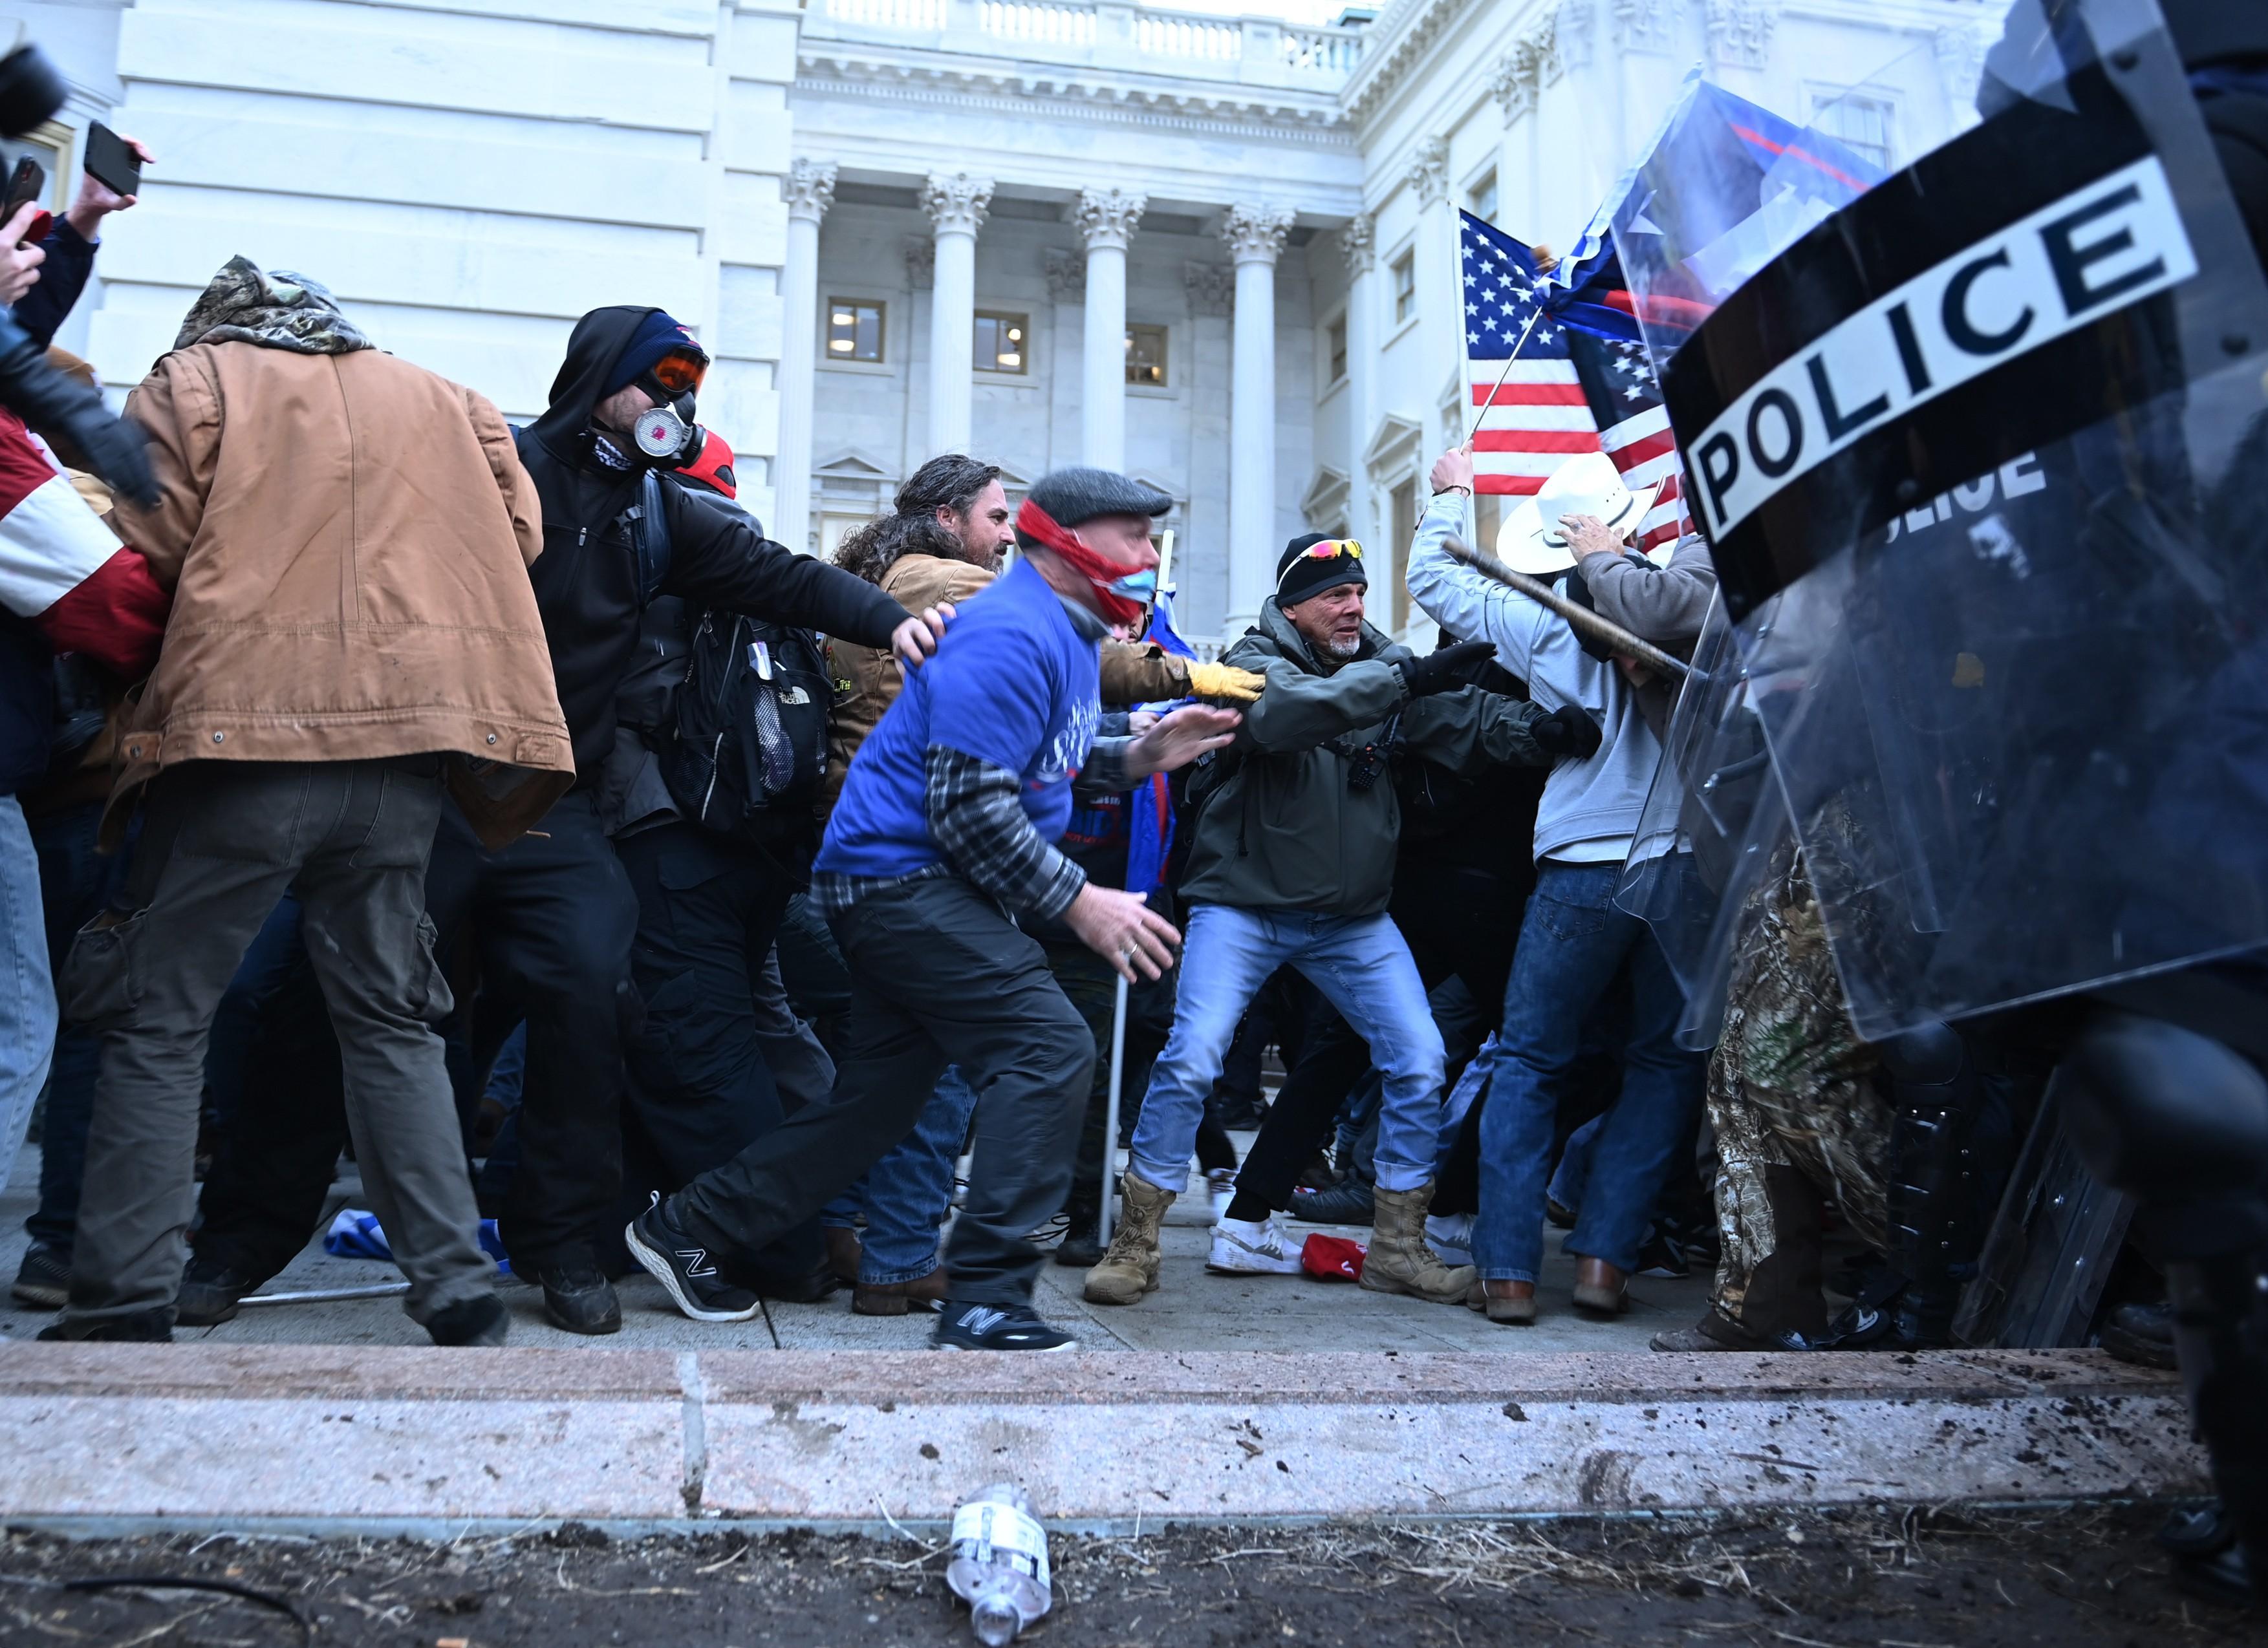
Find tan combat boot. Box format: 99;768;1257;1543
1360;1179;1478;1304
1083;1172;1176;1305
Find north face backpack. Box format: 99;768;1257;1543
631;473;830;861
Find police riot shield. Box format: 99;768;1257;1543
1614;592;1798;1048
1640;0;2268;1040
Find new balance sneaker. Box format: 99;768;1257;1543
625;1201;760;1323
10;1242;68;1309
1290;1175;1374;1226
933;1300;1078;1352
1206;1215;1304;1276
1635;1227;1691;1280
1423;1212;1474;1268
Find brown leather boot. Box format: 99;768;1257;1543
1463;1278;1537;1324
1571;1256;1628;1314
824;1225;862;1285
853;1268;950;1316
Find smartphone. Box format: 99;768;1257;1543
4;155;43;220
83;123;139;199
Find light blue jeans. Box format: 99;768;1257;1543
0;797;56;1205
823;1065;980;1285
1129;905;1445;1195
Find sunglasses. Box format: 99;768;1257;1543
1278;539;1363;586
649;348;710;396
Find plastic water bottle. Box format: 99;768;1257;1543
945;1483;1052;1645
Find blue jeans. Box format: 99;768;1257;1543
1129;906;1445;1195
830;1065;979;1285
0;797;56;1206
1476;862;1704;1281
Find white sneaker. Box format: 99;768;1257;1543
1207;1215;1304;1276
1424;1212;1475;1268
1206;1168;1237;1222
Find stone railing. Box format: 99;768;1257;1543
815;0;1366;90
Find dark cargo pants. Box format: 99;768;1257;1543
59;758;493;1331
677;874;1092;1305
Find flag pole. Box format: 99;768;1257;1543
1464;305;1544;452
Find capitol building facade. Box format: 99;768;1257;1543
28;0;2002;647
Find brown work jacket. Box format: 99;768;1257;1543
103;342;574;845
820;550;1193;819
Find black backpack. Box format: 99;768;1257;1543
629;473;831;857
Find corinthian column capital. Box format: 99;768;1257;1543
1072;187;1147;253
921;171;995;237
1220;202;1295;268
784;158;837;225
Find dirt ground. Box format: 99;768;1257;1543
0;1504;2261;1648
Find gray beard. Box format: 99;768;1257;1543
1321;634;1361;660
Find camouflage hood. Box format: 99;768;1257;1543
173;256;370;355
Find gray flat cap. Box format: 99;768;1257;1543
1023;466;1172;531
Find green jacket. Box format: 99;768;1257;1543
1176;599;1550;916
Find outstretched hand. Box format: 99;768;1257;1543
1126;703;1239;778
891;603;954;670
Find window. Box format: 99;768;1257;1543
975;310;1028;374
1326;314;1348;385
1391;252;1416;325
1125;323;1169;387
1812;92;1895;172
1389;479;1417;632
826;298;885;363
1467;169;1498;225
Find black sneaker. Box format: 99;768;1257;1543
933;1300;1078;1352
624;1203;759;1323
1636;1228;1691;1280
534;1259;623;1335
10;1242;69;1309
1053;1201;1101;1268
38;1307;173;1342
2101;1299;2177;1369
1289;1175;1374;1226
176;1257;255;1327
426;1292;510;1347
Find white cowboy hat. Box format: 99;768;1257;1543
1495;450;1663;576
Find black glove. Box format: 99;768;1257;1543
0;312;157;508
1532;705;1603;759
1395;639;1496;698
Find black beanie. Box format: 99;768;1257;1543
1275;532;1367;606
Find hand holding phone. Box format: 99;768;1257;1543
82;123;140;200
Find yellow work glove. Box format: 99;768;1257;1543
1185;660;1267;704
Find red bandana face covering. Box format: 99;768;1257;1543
1015;498;1151;628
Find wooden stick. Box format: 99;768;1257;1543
1440;534;1700;681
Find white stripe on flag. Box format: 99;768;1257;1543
1473;453;1570;478
1595;405;1670;453
1470;361;1588;385
0;468;122;619
1614;449;1681;488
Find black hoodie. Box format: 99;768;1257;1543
515;305;907;775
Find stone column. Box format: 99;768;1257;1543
920;171;992;459
776;158;836;556
1220;203;1294;634
1339;213;1376;550
1072;187;1145;471
1407;135;1454;411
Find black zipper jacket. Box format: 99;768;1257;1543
514;305;907;776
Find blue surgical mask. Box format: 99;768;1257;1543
1107;567;1157;603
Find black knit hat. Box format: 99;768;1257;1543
1275;531;1367;606
1019;466;1172;541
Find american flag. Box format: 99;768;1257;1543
1460;209;1684;555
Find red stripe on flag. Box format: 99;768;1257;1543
1606;430;1678;472
0;411;59;519
1471;383;1587;407
1473;429;1598;455
1474;475;1545;495
38;546;170;680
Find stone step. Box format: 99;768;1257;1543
0;1344;2199;1534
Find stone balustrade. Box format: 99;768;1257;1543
815;0;1367;88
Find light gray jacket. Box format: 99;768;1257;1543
1404;489;1662;862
